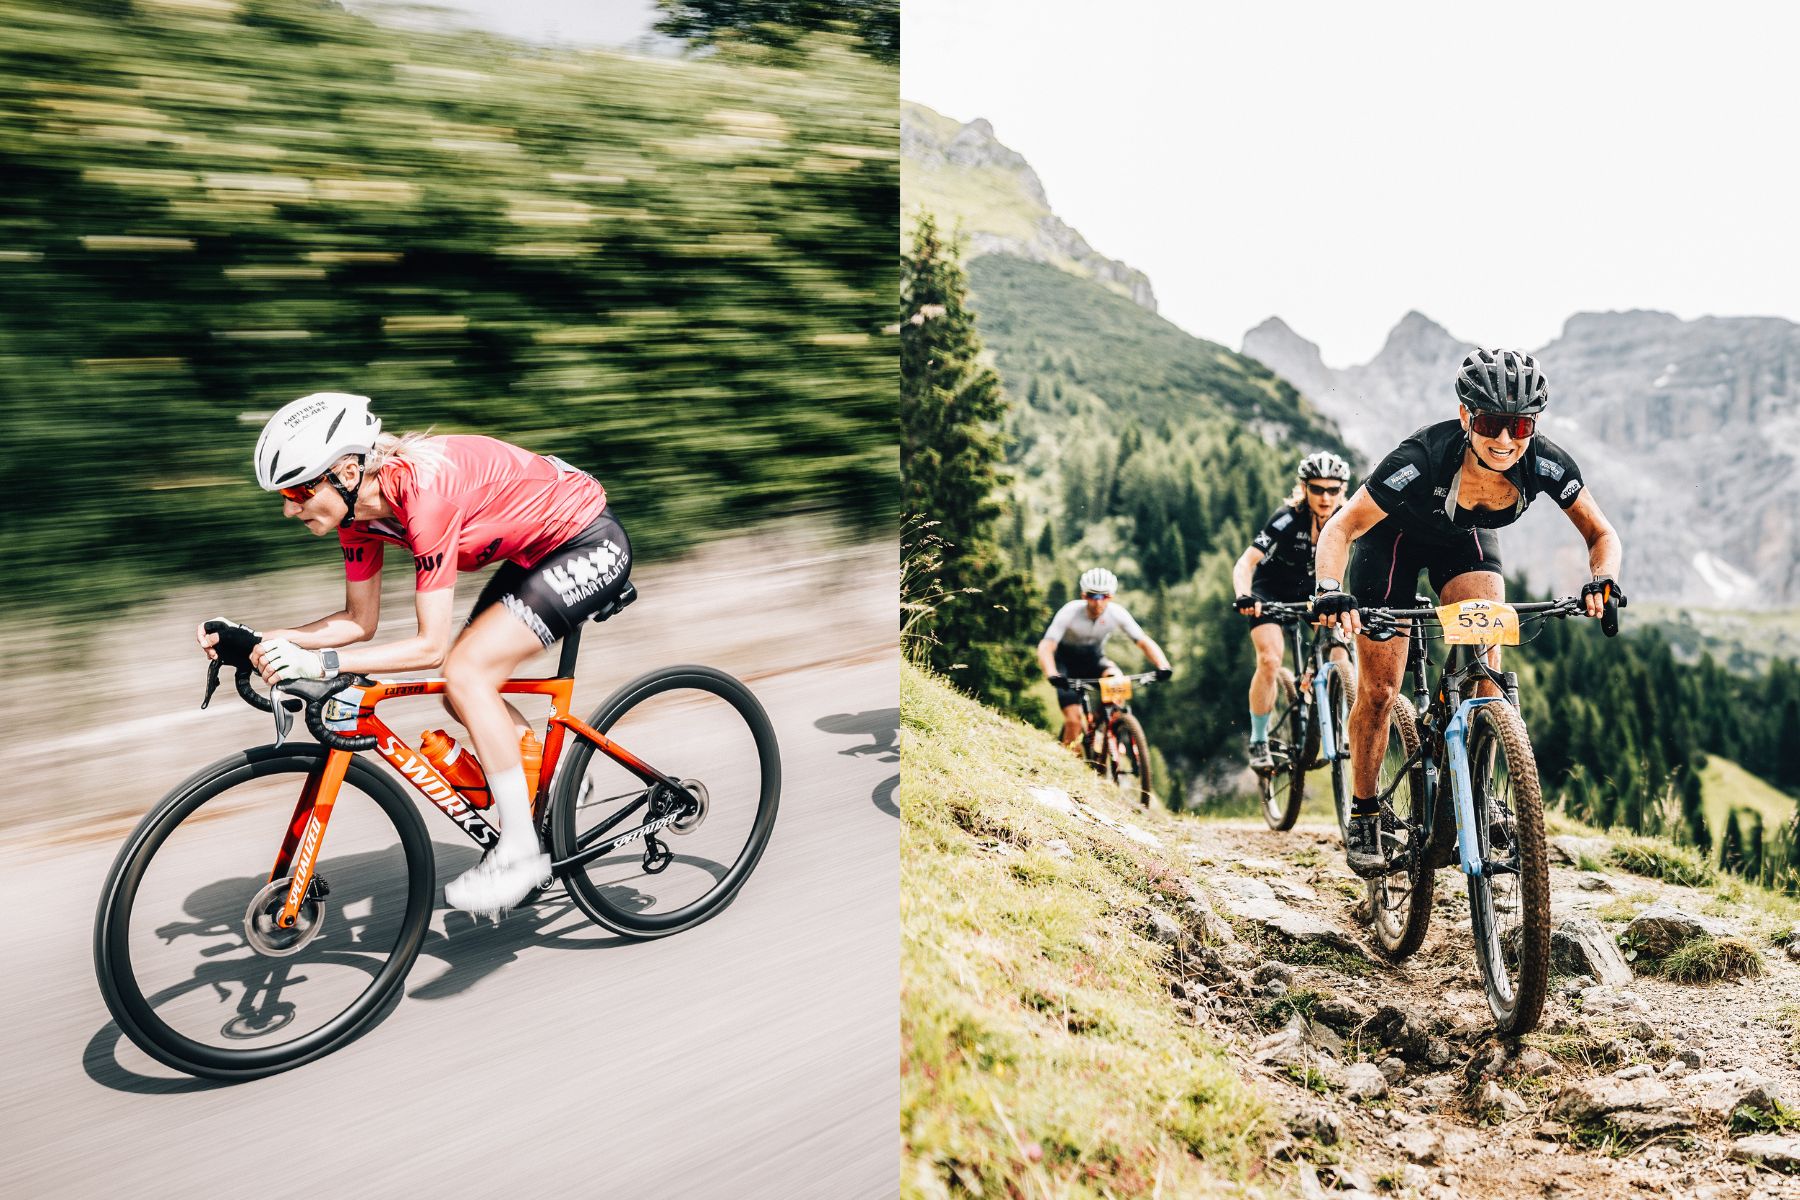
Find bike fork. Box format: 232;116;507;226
1310;664;1342;762
1443;698;1504;878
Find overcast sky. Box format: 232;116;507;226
902;0;1800;366
345;0;664;49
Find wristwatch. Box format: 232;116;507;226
1314;578;1341;594
320;648;340;680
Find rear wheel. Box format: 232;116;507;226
93;746;433;1081
1467;701;1550;1037
1259;674;1306;830
1368;701;1434;961
551;665;780;938
1109;713;1153;807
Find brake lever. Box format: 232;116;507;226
202;659;223;709
271;684;293;746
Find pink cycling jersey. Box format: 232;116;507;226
338;435;606;592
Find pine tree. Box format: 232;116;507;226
900;214;1041;719
1681;769;1711;854
1720;808;1746;875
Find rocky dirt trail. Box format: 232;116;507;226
1158;816;1800;1199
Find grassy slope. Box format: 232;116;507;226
1703;755;1798;846
969;256;1346;454
901;663;1278;1199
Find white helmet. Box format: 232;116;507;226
254;392;382;491
1078;567;1118;595
1296;450;1350;482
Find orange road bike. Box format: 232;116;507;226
94;587;780;1080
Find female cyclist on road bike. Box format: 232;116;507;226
196;391;633;916
1036;567;1173;749
1231;450;1352;770
1310;351;1623;876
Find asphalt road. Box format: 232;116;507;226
0;530;897;1199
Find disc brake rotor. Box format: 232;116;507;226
244;875;327;957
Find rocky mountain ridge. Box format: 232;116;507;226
901;100;1157;311
1242;309;1800;607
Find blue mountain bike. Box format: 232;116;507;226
1357;590;1622;1036
1253;603;1356;832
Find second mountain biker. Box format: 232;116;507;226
1036;567;1173;749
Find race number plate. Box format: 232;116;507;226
1099;676;1134;705
1436;599;1520;646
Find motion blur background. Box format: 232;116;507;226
1;3;899;1195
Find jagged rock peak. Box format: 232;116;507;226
939;117;1048;207
1375;310;1465;362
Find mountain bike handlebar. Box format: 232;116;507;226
1359;593;1627;639
1065;672;1162;688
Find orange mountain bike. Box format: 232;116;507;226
94;586;780;1080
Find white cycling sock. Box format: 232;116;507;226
487;765;538;861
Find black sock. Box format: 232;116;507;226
1351;795;1378;819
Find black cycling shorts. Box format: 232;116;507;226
467;509;632;647
1246;578;1310;629
1053;644;1117;708
1348;518;1501;608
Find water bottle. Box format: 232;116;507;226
521;729;544;800
419;729;492;809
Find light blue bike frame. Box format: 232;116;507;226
1309;662;1345;763
1443;696;1505;877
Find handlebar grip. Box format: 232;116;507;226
303;676;377;752
1601;598;1619;638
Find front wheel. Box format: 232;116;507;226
1109;713;1154;807
551;665;780;938
1467;701;1550;1037
1259;674;1306;831
1368;701;1433;961
93;746;434;1081
1325;662;1356;839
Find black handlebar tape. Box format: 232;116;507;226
235;667;275;712
298;675;378;752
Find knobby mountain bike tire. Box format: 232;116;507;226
1466;701;1550;1037
1110;712;1153;807
1368;700;1433;961
1325;664;1355;839
551;664;780;938
93;745;435;1081
1260;674;1305;831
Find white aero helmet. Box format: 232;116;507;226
1078;567;1118;595
254;392;382;491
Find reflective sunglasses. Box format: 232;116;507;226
1084;591;1112;600
1469;412;1536;440
279;477;323;504
1305;482;1344;497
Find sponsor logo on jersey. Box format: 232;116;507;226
342;546;364;563
1270;512;1293;531
1536;457;1565;481
1560;478;1582;501
1432;487;1448;497
1253;533;1272;550
414;552;444;576
544;539;627;606
1384;464;1421;490
473;537;502;567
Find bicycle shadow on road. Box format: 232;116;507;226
815;709;899;819
814;709;898;763
84;841;731;1090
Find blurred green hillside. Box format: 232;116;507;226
1;0;896;615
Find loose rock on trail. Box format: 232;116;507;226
1163;817;1800;1199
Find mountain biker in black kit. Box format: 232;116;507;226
1231;451;1352;770
1310;350;1625;876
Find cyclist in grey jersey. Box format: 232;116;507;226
1035;567;1173;748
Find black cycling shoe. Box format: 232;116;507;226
1247;738;1274;772
1344;812;1389;878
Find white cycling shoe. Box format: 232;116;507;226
444;846;552;919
